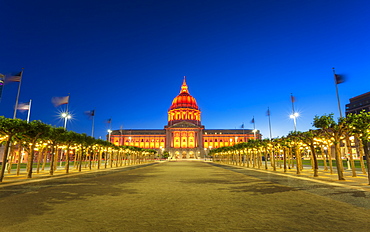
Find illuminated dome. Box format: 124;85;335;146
168;77;201;126
169;77;199;110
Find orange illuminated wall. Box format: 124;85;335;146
203;133;255;149
111;135;165;149
171;130;197;148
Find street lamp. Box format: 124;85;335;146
61;112;72;129
107;129;112;142
252;129;257;140
290;112;299;131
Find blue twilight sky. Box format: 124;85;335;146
1;0;369;140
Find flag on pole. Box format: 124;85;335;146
84;109;95;117
0;74;4;102
240;123;244;129
106;118;112;124
0;73;4;85
266;108;271;116
250;117;255;124
5;72;22;83
52;96;69;106
334;74;345;84
290;95;296;103
17;102;30;111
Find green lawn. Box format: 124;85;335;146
286;159;368;169
0;162;72;170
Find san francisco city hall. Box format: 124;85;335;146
109;78;261;159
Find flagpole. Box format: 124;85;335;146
13;69;23;119
332;67;343;118
64;93;70;129
290;93;297;131
267;107;272;140
91;110;95;137
26;99;32;123
242;122;245;141
0;74;5;103
252;116;256;139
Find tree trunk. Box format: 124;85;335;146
334;142;345;180
36;147;44;174
7;144;15;174
88;148;92;170
361;141;370;185
321;146;328;171
310;144;318;177
78;150;83;172
328;145;333;174
27;144;36;179
345;137;356;177
65;146;70;174
49;146;56;175
263;148;268;170
271;148;276;171
357;139;367;174
0;138;12;182
98;150;102;169
16;147;22;176
283;147;287;173
53;148;59;171
294;146;300;174
42;148;48;171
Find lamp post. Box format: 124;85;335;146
61;112;72;129
107;129;112;142
290;112;299;131
160;147;164;161
252;129;257;140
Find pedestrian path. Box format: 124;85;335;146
218;161;370;191
0;162;156;187
2;160;369;192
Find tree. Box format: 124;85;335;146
45;127;66;175
313;114;346;180
345;111;370;184
295;130;320;177
0;117;28;182
18;121;51;179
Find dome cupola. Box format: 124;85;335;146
169;77;199;110
168;77;201;126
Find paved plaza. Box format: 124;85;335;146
0;161;370;231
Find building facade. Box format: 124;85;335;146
110;78;260;159
345;91;370;115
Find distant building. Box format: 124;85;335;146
345;91;370;115
109;77;261;159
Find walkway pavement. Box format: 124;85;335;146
1;160;370;232
0;162;156;187
218;161;370;192
1;160;369;192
